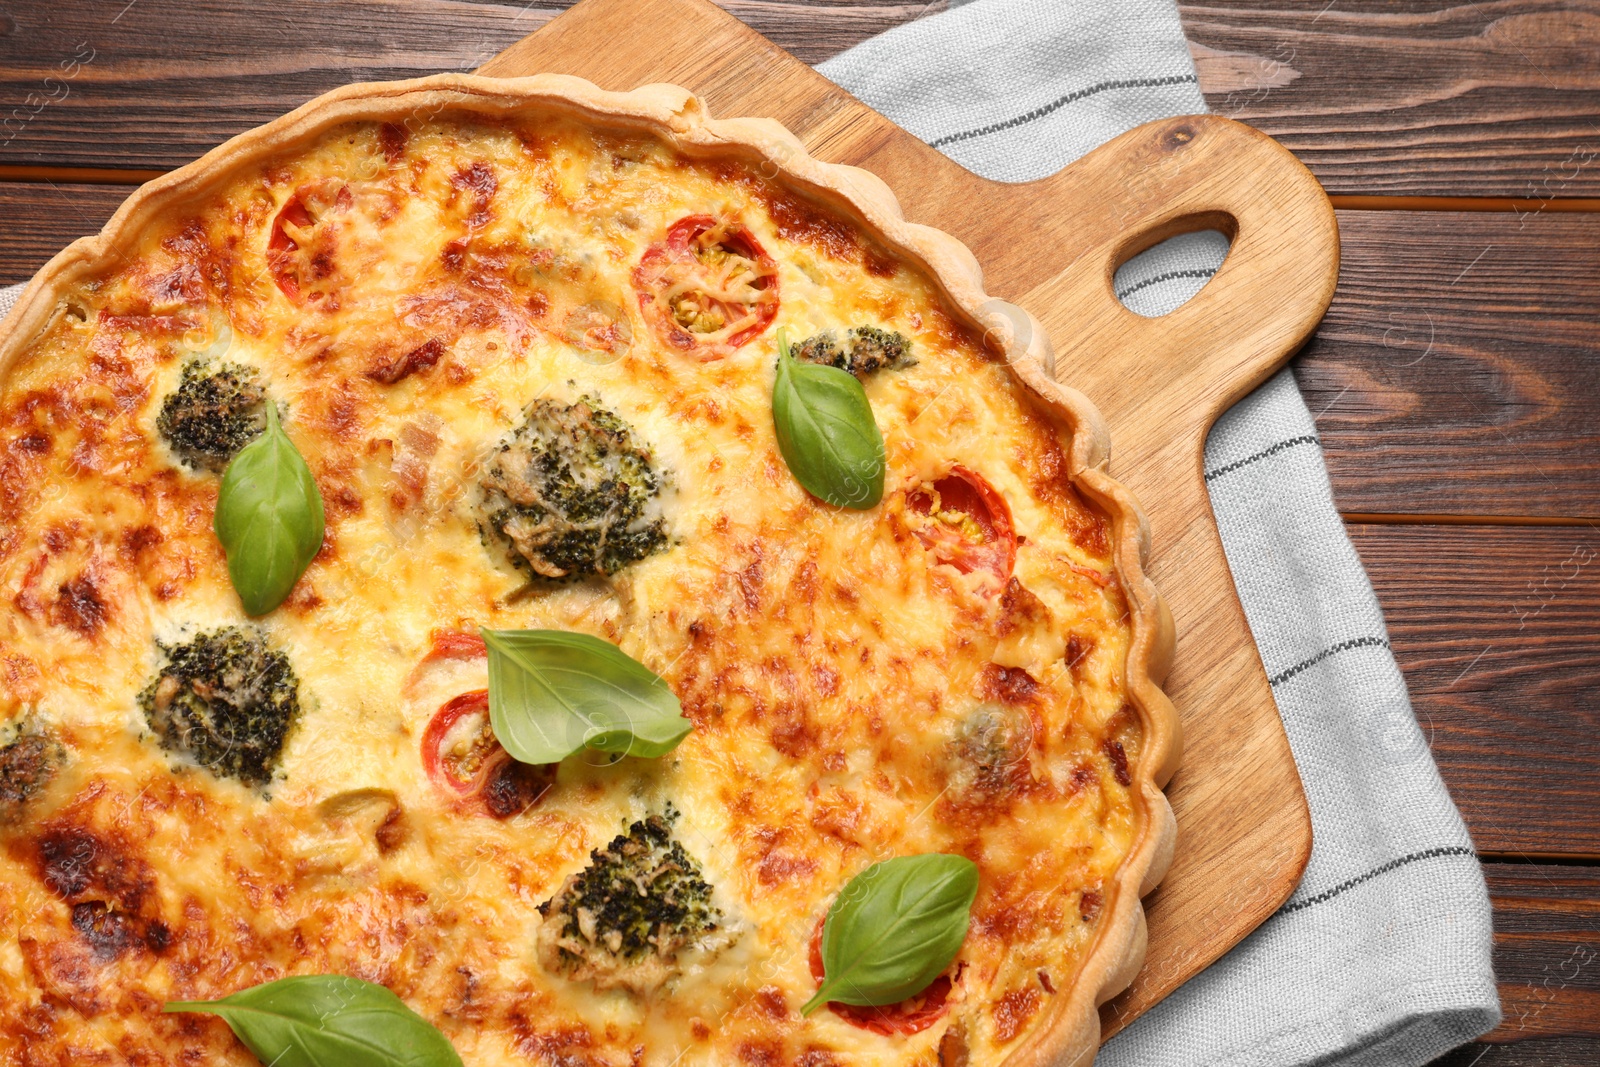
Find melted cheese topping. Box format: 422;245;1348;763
0;113;1141;1066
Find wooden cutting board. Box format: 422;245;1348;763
480;0;1334;1038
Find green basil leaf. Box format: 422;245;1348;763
164;974;462;1067
772;332;885;509
213;404;325;616
481;628;692;766
801;853;979;1015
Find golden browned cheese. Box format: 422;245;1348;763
0;113;1139;1065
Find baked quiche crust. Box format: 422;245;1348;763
0;74;1179;1067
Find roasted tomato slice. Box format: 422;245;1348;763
266;180;351;303
96;311;199;336
402;629;488;699
906;465;1017;586
421;628;487;665
420;690;552;819
633;214;779;358
808;918;955;1035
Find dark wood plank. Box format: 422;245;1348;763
1428;864;1600;1063
1181;1;1600;197
1432;1041;1600;1066
1481;864;1600;1043
0;0;939;172
1350;525;1600;857
0;0;561;172
1300;209;1600;518
4;0;1600;198
0;182;128;286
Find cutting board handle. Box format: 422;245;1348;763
1001;115;1334;1032
1014;114;1340;441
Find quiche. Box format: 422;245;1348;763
0;76;1178;1066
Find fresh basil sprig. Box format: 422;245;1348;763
771;330;885;510
213;404;325;616
164;975;462;1067
802;853;979;1015
481;628;692;766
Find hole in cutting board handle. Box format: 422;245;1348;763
1111;210;1236;320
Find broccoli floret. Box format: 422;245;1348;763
156;358;267;471
792;325;913;378
478;397;667;581
844;325;914;374
536;814;723;993
947;704;1034;803
138;627;300;787
0;727;63;823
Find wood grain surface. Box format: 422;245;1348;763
0;0;927;171
2;1;1598;1064
0;181;124;281
1480;864;1600;1043
2;0;1598;200
1183;0;1600;198
1352;524;1600;858
1303;210;1600;518
1433;1039;1600;1066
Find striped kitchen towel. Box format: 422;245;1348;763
821;1;1501;1064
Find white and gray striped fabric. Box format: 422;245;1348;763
0;2;1499;1062
821;1;1501;1065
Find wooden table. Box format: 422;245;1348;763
0;2;1595;1063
